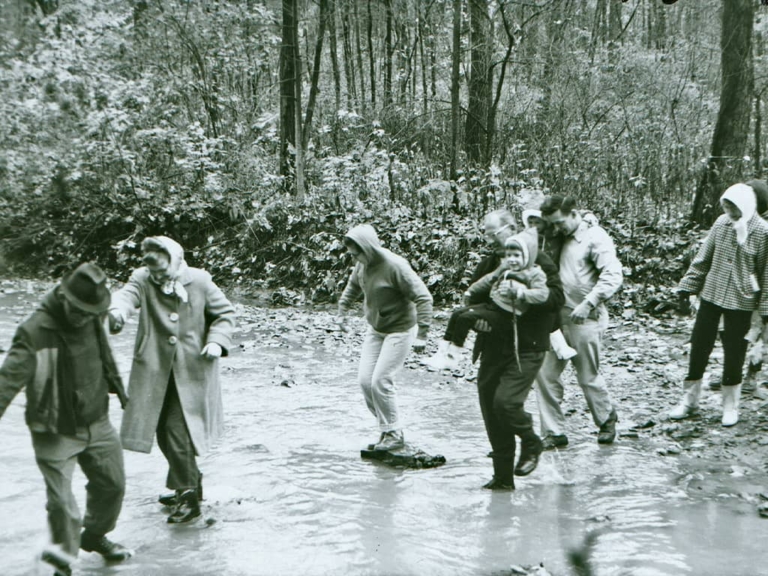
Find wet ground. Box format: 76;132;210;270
1;282;768;576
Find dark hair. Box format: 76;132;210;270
540;195;578;217
343;237;361;251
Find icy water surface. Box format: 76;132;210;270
0;289;766;576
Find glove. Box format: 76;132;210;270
412;338;426;353
201;343;222;359
108;310;124;334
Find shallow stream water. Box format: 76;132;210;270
0;289;766;576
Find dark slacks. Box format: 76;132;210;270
477;349;545;478
156;373;200;491
687;299;753;386
445;303;514;347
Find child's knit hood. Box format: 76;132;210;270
504;227;539;269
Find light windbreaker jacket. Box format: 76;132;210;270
338;224;433;339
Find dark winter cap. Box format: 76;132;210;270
746;180;768;215
60;262;110;314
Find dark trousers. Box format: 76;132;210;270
687;299;753;386
156;373;200;491
445;303;514;347
477;350;545;480
32;416;125;556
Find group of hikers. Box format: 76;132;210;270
1;182;767;575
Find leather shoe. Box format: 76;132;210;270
541;434;568;451
160;473;203;507
80;531;132;562
167;489;202;524
482;476;515;490
515;435;543;477
597;410;618;444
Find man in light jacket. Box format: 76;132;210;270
535;195;623;449
109;237;236;524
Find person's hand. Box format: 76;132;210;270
473;319;492;332
337;308;351;332
412;338;426;353
108;311;124;334
570;301;592;324
201;343;222;359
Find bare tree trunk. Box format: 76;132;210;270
303;0;328;150
384;0;394;107
340;2;357;110
367;0;376;108
328;0;341;112
293;1;305;200
755;91;762;178
354;0;367;114
449;0;462;180
608;0;622;42
692;0;753;224
279;0;298;183
465;0;492;166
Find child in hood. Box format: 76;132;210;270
426;228;573;370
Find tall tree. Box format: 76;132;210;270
279;0;303;196
465;0;492;166
692;0;753;224
449;0;461;180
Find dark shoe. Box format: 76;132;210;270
597;411;618;444
541;434;568;451
167;489;201;524
373;430;405;451
159;472;204;506
41;548;72;576
80;531;133;562
515;435;543;477
482;476;515;490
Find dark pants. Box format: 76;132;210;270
445;303;514;347
156;373;200;491
32;416;125;556
687;299;752;386
477;350;546;481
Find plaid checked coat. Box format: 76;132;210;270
679;214;768;316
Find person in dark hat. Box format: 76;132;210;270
0;263;132;576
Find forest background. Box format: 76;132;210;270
0;0;764;313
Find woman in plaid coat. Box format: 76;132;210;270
670;183;768;426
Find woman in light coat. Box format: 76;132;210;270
109;236;236;523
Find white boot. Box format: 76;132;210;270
721;384;742;427
422;340;461;370
550;329;577;360
669;379;702;420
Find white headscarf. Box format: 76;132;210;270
142;236;189;302
721;183;757;245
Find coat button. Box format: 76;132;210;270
169;312;179;322
168;336;178;345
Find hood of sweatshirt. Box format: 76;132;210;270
504;227;539;270
344;224;384;263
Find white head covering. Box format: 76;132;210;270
142;236;189;302
721;183;757;245
521;209;542;229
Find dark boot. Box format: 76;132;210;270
41;548;73;576
167;489;202;524
159;472;203;507
483;456;515;490
80;530;133;562
515;432;543;477
597;410;618;444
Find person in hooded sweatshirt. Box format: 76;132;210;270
337;224;433;452
108;237;236;524
671;183;768;426
423;227;555;370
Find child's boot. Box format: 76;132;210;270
550;329;577;360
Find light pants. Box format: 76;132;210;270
32;415;126;557
358;325;416;432
535;306;615;437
